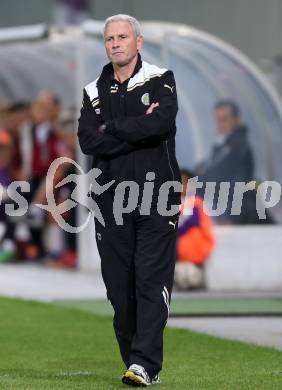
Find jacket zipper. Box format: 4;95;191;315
165;140;175;181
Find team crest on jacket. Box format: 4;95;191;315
141;93;150;106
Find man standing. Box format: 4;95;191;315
78;14;181;386
198;100;256;224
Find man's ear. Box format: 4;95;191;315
136;35;144;51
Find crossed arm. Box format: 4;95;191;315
77;70;178;158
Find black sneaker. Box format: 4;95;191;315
122;364;151;387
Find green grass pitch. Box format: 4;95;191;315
57;297;282;316
0;297;282;389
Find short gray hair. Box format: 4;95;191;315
103;14;142;38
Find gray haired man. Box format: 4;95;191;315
78;14;181;387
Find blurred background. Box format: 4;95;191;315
0;1;282;345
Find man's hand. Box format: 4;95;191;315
146;102;159;115
98;124;107;133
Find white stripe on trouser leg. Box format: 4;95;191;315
164;286;169;303
162;286;170;320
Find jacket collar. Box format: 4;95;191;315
130;52;142;79
101;52;142;83
97;52;142;121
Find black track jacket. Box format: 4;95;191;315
78;53;181;206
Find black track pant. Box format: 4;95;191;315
94;191;179;379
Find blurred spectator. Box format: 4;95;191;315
45;115;78;268
197;99;264;224
0;101;31;181
30;93;62;182
23;93;65;259
174;169;215;290
0;130;16;262
0;94;78;266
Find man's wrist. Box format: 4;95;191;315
98;124;107;133
103;120;116;135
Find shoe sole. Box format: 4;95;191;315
122;371;150;387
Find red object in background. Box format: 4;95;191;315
32;127;62;177
47;250;77;269
0;130;12;145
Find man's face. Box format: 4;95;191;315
104;21;143;66
31;95;60;124
215;106;240;136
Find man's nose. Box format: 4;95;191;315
112;38;120;48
